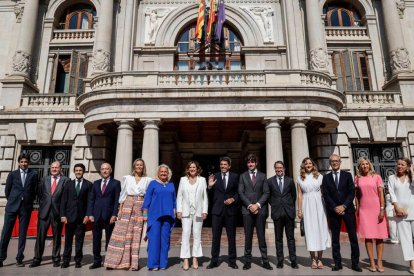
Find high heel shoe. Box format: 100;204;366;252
311;258;317;269
377;261;385;273
192;258;199;269
317;259;324;269
183;259;189;271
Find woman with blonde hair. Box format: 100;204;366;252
355;156;388;272
104;158;152;270
176;161;208;270
388;157;414;274
297;157;331;269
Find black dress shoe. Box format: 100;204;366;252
53;261;60;267
89;263;102;269
352;265;362;272
29;262;41;268
276;261;284;268
75;262;82;268
0;261;3;267
229;262;238;269
332;265;343;271
16;260;25;267
291;261;299;269
243;262;251;270
263;262;273;270
61;263;69;268
206;262;218;269
106;267;113;270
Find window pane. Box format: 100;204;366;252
177;61;189;71
341;10;352;26
353;53;361;90
69;14;79;29
343;52;353;90
178;43;189;52
81;13;89;29
330;11;340;26
230;61;241;70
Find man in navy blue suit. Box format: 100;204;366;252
87;162;121;269
0;153;37;267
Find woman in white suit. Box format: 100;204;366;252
176;161;208;270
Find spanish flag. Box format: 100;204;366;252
206;0;217;42
195;0;205;43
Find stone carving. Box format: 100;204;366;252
92;49;111;72
310;47;329;71
396;0;406;19
13;5;24;23
144;7;176;45
390;47;411;73
12;51;31;75
241;6;274;43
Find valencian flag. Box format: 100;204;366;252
206;0;217;42
215;0;226;42
195;0;205;42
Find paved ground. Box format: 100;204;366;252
0;228;412;276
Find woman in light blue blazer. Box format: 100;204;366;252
176;161;208;270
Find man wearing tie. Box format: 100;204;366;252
207;156;239;269
238;154;271;270
0;153;37;267
60;163;92;268
322;154;361;272
87;162;121;269
266;161;298;269
30;161;70;267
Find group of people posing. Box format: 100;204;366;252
0;153;413;274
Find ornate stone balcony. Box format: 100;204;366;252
344;91;402;107
51;29;95;44
325;27;369;42
21;94;77;110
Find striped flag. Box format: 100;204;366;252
206;0;217;42
215;0;226;42
195;0;205;43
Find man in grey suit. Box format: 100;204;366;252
30;161;70;267
238;154;272;270
266;160;298;269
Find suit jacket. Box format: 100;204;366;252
238;170;269;216
5;169;38;213
37;175;70;220
322;170;356;214
209;171;239;216
266;175;296;220
176;176;208;217
87;178;121;222
60;178;93;223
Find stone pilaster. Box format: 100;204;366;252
114;120;135;180
290;118;310;181
141;119;160;178
121;0;135;71
284;0;299;69
264;118;284;177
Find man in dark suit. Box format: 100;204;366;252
321;154;361;272
87;162;121;269
30;161;70;267
238;154;271;270
206;156;239;269
60;163;92;268
0;153;37;267
266;160;298;269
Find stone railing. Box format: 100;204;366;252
345;91;402;106
325;27;369;40
21;94;77;108
52;29;95;41
90;70;332;91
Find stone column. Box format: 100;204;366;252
381;0;411;75
114;120;135;180
141;119;160;178
92;0;114;75
264;118;284;177
121;0;135;71
290;119;310;182
11;0;40;77
306;0;329;72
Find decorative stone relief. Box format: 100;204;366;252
92;49;111;72
13;5;24;23
390;47;411;73
396;0;405;19
241;6;274;43
309;47;329;71
12;51;31;75
144;7;176;45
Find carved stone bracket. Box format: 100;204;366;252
390;47;411;74
310;47;329;71
396;0;406;19
14;5;24;23
144;7;176;45
92;49;111;73
241;6;274;43
12;50;31;75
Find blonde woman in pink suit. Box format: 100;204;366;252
355;157;388;273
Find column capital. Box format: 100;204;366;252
115;119;135;129
263;117;284;128
289;117;310;127
141;119;161;129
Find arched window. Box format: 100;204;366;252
59;4;96;29
174;23;244;71
324;3;362;27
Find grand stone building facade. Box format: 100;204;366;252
1;0;414;224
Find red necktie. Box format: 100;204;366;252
51;176;57;194
102;179;107;194
251;171;256;187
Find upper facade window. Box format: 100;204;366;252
58;4;96;30
324;3;363;27
175;23;244;71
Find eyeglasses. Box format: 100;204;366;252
330;160;341;163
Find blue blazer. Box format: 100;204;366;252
322;170;356;214
5;169;37;213
87;178;121;223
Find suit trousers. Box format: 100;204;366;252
147;216;174;269
180;214;204;258
62;221;86;263
211;212;237;263
329;211;359;266
396;219;414;261
273;213;296;262
92;218;114;264
243;213;268;262
33;211;63;263
0;205;32;262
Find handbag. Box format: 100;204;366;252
300;218;305;237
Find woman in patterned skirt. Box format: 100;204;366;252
104;158;152;270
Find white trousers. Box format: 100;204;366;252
180;214;203;258
396;219;414;261
388;217;399;241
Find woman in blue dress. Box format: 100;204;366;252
143;164;176;270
